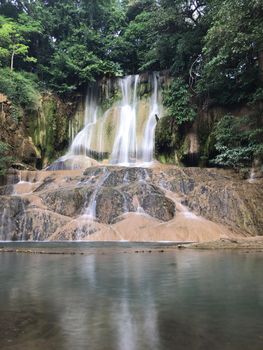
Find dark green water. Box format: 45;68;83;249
0;247;262;350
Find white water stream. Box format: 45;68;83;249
111;75;139;165
65;89;98;159
142;73;159;163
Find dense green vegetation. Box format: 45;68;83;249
0;0;262;169
212;114;263;169
0;68;40;119
163;78;196;125
0;141;13;175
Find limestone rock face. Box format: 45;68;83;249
0;165;262;241
95;187;129;224
154;167;263;236
40;187;94;217
0;196;28;240
185;182;263;236
16;209;70;241
39;167;176;224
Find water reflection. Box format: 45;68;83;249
0;251;262;350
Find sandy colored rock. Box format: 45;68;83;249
0;164;262;241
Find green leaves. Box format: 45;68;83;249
163;78;196;125
0;14;39;70
198;0;263;105
212;115;263;168
0;68;40;114
0;141;14;175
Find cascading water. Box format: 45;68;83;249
66;88;98;158
84;168;110;219
49;72;163;170
142;73;159;163
110;75;139;165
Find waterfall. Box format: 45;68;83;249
68;88;98;157
49;73;163;170
142;73;159;163
111;75;139;165
84;168;110;219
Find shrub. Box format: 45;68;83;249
163;78;196;125
212;115;263;168
0;141;13;175
0;68;40;118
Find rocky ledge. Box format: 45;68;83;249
0;165;262;241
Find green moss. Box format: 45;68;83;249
0;141;14;175
155;115;182;164
138;81;151;98
28;95;70;166
178;138;190;159
101;88;121;113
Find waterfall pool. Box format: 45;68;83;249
0;246;262;350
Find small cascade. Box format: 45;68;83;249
69;90;98;157
12;171;39;196
142;73;159;163
76;168;111;239
111;75;139;165
84;168;110;220
98;110;109;157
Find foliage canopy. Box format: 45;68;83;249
0;0;262;169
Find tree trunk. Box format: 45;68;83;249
10;51;15;71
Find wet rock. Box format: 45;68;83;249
0;169;20;186
0;184;14;195
151;167;263;236
186;181;263;236
33;176;56;192
142;193;175;221
40;186;94;217
122;182;175;221
47;155;99;171
102;167;152;187
0;196;29;240
39;167;175;224
95;187;131;224
83;166;109;178
16;209;70;241
152;169;195;194
1;165;262;241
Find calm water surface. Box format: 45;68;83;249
0;247;262;350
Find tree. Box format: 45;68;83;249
0;14;39;71
163;78;196;125
26;0;125;93
198;0;263;105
